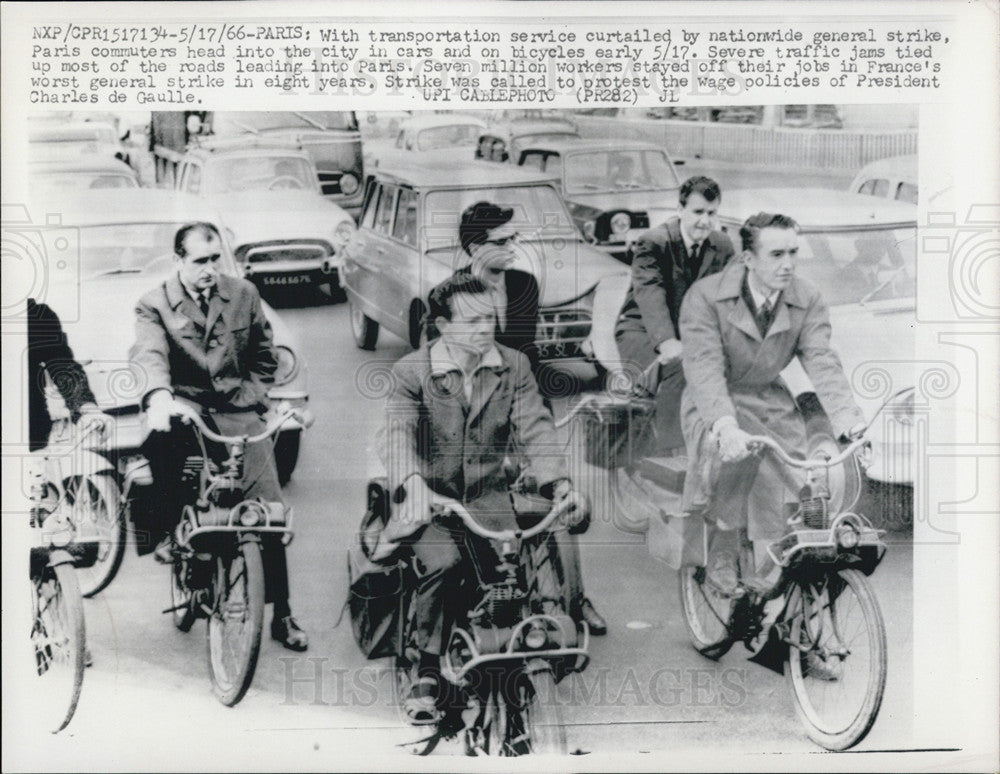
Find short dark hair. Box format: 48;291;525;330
174;222;221;258
739;212;799;253
459;201;514;256
427;272;490;323
678;176;722;207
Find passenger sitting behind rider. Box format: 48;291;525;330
678;212;867;595
380;272;586;722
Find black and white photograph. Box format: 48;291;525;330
2;2;997;772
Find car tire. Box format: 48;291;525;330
408;300;426;350
350;299;379;350
275;429;301;487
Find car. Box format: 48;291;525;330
191;111;366;217
474;118;580;163
28;119;131;165
513;138;682;261
849;155;918;204
173;145;356;299
31;189;312;485
588;188;917;487
365;114;489;168
340;159;627;362
28;158;140;198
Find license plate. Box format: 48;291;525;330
262;274;312;286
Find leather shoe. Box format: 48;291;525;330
271;615;309;652
706;550;740;596
574;597;608;636
153;534;175;565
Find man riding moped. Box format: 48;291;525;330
379;273;588;723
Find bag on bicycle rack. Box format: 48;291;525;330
578;394;657;469
345;478;407;660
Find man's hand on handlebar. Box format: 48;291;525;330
145;390;196;432
76;403;112;442
656;338;683;366
553;478;590;533
714;416;754;463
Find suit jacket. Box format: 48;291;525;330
678;262;865;536
384;343;565;509
27;298;97;451
616;217;734;349
130;273;277;412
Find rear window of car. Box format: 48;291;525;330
895;182;918;204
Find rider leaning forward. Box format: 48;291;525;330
129;222;308;652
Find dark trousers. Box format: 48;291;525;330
615;326;686;452
140;411;292;614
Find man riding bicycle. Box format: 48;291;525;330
678;212;867;595
380;272;587;722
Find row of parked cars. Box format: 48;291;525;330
25;110;919;491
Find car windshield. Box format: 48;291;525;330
211;111;358;133
795;227;916;306
423;185;578;251
30;173;137;195
75;223;236;278
204;156;316;194
563;150;680;194
416;124;482;150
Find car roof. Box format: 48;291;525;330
371;158;559;188
487;119;578;136
182;144;313;162
400;114;487;132
37;189;223;226
852;154;917;181
29;158;137;175
718;188;917;229
517;138;667;155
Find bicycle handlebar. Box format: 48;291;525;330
431;494;577;541
747;434;869;469
176;405;305;445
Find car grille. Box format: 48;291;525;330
238;242;330;265
536;308;592;359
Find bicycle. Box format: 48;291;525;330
159;406;303;706
390;491;590;756
678;433;888;751
29;451;102;733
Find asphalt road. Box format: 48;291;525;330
11;299;915;769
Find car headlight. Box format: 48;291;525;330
582;220;596;242
332;219;356;249
274;345;300;386
610;212;631;235
340;172;360;195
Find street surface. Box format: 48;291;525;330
10;299;914;768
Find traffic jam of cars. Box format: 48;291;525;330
25;108;919;493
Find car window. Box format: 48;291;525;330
184;163;201;194
896;182;918;204
374;184;397;235
392;188;418;246
563;150;679;194
361;180;380;229
203;156;315;194
859;178;891;198
416;124;481;151
519;152;547;171
76;223;235;277
794;227;916;306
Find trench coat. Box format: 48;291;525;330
678;262;864;541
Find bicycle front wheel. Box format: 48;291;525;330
32;562;86;733
207;540;265;706
678;565;736;659
786;568;887;750
505;661;567;755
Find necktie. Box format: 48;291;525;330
756;299;774;336
198;292;210;319
689;242;702;277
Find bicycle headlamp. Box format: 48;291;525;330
524;627;547;649
239;507;261;527
836;524;860;550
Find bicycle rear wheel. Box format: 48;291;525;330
678;565;736;659
32;562;86;733
786;568;887;750
66;473;125;598
207;540;265;706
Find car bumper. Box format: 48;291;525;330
243;259;342;287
